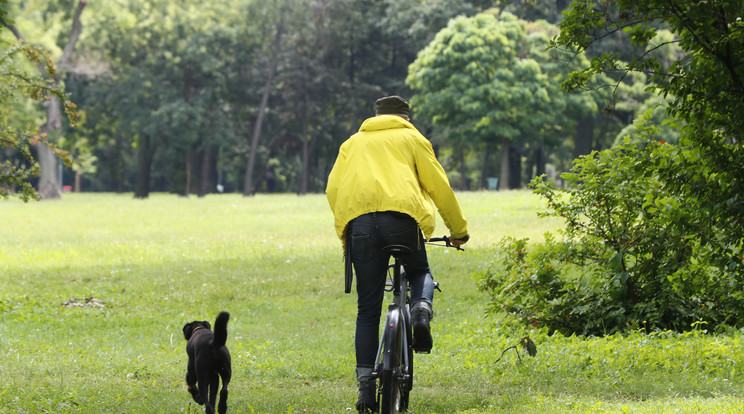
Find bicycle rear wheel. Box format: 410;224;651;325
380;367;407;413
379;308;410;413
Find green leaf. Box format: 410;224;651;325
609;252;624;272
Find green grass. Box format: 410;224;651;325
1;191;742;413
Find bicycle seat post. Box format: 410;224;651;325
383;244;411;305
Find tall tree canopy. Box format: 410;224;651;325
407;10;600;189
553;0;744;271
3;0;670;197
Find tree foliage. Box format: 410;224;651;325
552;1;743;245
51;0;490;197
1;12;75;201
2;0;663;196
407;10;602;189
479;0;744;335
555;0;744;268
480;138;742;335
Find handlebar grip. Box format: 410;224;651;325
427;235;465;250
454;234;470;243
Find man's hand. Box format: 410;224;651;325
449;234;469;249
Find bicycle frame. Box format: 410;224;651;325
372;248;411;375
372;245;413;413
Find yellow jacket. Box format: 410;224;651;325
326;115;468;242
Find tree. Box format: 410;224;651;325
553;0;744;291
2;0;86;199
407;10;599;190
481;0;744;335
243;0;286;196
1;4;76;201
75;0;251;198
276;2;336;195
12;0;585;195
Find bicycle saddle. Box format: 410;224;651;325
383;244;411;257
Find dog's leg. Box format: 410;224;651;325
188;384;203;405
208;375;219;412
186;361;203;404
218;347;232;414
198;372;215;414
200;386;214;414
218;384;229;413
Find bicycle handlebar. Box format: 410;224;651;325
427;235;466;251
346;235;464;294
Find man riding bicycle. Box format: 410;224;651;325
326;95;469;412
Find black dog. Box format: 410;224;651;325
183;311;232;414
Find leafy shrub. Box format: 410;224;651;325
478;134;743;336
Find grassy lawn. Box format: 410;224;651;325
1;191;742;413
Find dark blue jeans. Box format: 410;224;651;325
348;212;435;375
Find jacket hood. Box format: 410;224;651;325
359;115;416;133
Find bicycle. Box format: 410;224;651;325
371;236;463;413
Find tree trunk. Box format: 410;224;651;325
184;151;191;197
458;147;467;190
509;143;522;189
299;115;317;195
348;24;359;134
525;147;536;182
556;0;571;12
243;3;285;196
499;138;510;190
7;0;87;200
57;1;87;72
36;99;62;199
134;134;153;199
573;115;595;159
74;171;81;192
535;146;546;177
198;145;213;197
114;135;126;193
478;143;491;190
525;146;545;182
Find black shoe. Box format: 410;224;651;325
412;310;433;353
356;380;377;413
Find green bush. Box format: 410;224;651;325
478;136;743;336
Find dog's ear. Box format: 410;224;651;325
183;323;194;340
203;321;211;330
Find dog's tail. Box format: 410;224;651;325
213;311;230;349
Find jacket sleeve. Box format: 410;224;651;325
326;145;345;214
413;136;468;238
